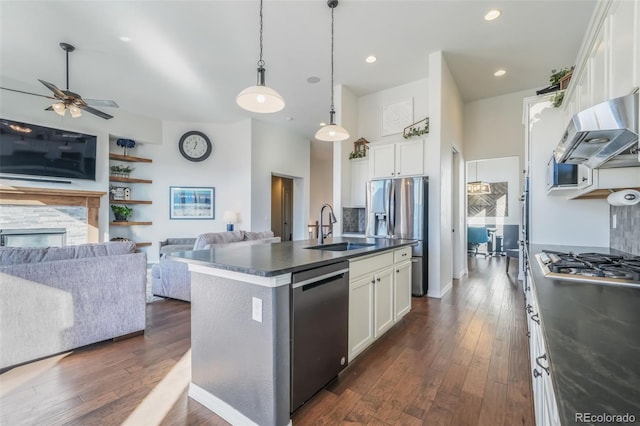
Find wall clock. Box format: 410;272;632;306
178;131;212;162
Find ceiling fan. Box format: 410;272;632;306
0;42;118;120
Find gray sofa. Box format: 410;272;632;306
151;230;280;302
159;237;197;258
0;241;146;370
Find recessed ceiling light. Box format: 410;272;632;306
365;55;377;64
319;122;326;127
484;9;501;21
494;69;506;77
119;36;132;42
306;76;321;84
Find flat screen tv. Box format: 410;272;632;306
0;118;97;181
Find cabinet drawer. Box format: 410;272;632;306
349;251;394;278
394;246;412;263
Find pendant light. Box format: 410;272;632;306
236;0;285;113
315;0;350;142
467;162;492;195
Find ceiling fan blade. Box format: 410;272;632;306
1;86;57;100
79;104;113;120
84;99;119;108
38;79;66;99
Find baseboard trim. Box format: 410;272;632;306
440;281;453;297
190;382;291;426
453;268;468;279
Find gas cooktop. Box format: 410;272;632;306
536;250;640;288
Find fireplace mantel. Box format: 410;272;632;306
0;186;106;242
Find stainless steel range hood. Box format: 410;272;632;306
554;92;639;169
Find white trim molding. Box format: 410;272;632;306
188;263;292;288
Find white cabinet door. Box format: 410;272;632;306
394;260;412;321
609;0;636;98
350;158;369;207
374;267;394;337
576;164;593;190
370;144;396;179
348;274;375;361
395;139;424;177
590;25;609;105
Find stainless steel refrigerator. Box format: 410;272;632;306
365;176;429;296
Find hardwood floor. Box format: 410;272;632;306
0;256;533;425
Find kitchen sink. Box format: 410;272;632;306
305;242;376;251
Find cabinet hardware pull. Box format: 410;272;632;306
526;304;533;314
396;270;400;273
531;313;540;324
371;280;375;284
526;331;531;338
535;353;550;375
376;278;381;282
533;369;542;379
402;253;407;256
582;177;588;182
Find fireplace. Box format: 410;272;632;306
0;186;106;244
0;228;67;247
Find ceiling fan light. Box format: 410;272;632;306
52;102;66;116
69;104;82;118
315;123;350;142
236;84;285;113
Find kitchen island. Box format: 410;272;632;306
168;237;416;426
527;244;640;425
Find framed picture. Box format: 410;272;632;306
382;98;413;136
170;186;215;220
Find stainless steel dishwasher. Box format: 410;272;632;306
290;260;349;412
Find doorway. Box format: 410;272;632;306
271;176;294;241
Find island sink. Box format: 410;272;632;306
304;242;376;251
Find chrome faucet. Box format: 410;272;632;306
318;203;338;245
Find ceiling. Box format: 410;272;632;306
0;1;597;140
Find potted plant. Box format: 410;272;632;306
110;164;133;178
111;204;133;222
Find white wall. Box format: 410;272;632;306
309;141;333;225
427;51;464;299
463;88;529;165
357;78;429;144
127;119;253;262
333;84;358;236
466;156;520;227
0;89;162;245
251;119;310;241
527;96;610;246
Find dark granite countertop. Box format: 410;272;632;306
168;237;416;277
528;244;640;425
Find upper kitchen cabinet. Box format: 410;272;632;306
562;0;640;116
369;139;424;179
350;158;369;207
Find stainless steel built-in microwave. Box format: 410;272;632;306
546;156;578;191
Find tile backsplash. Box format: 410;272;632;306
610;204;639;255
343;207;366;233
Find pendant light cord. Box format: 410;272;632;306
329;5;335;114
258;0;265;68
